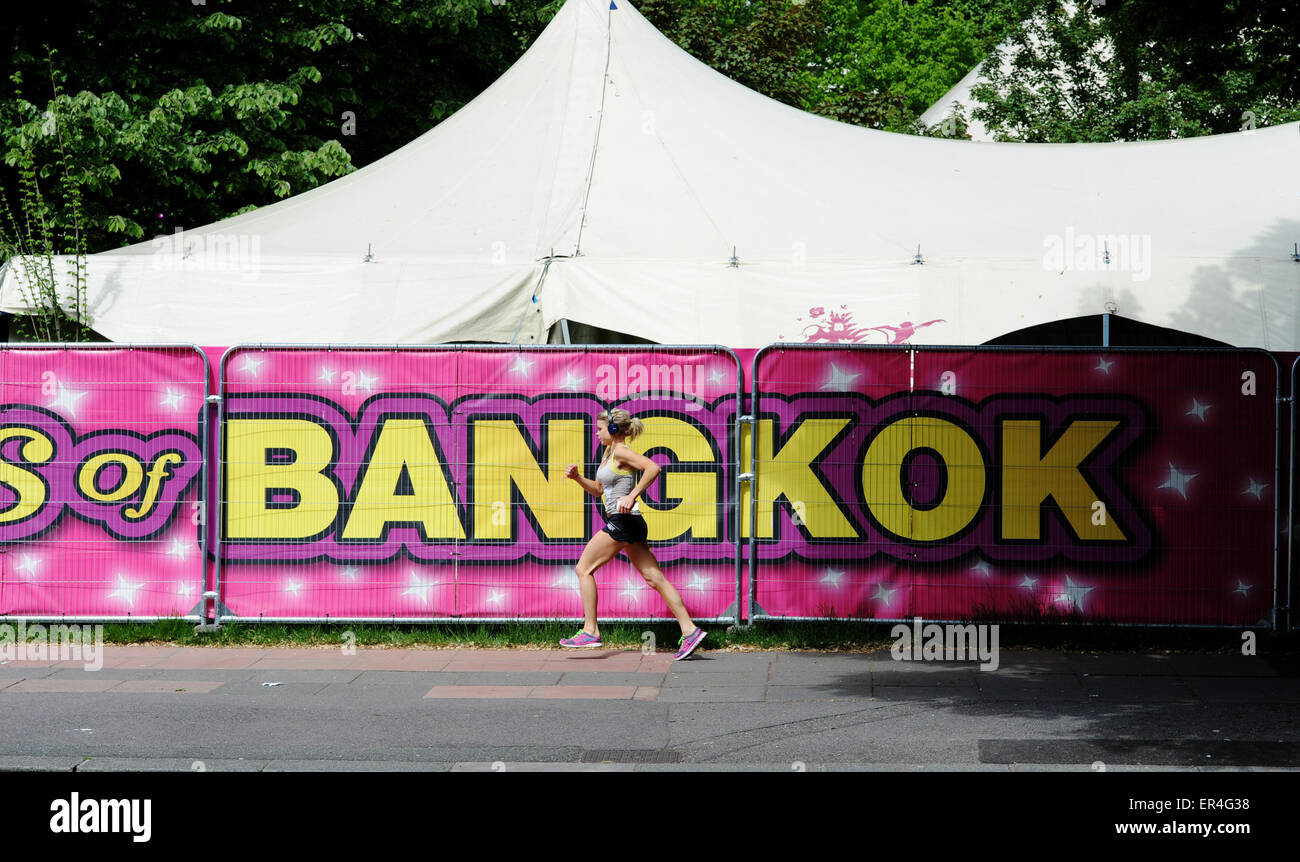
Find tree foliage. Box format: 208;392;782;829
0;0;558;251
0;0;1294;262
970;0;1300;142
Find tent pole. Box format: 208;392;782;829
1102;313;1110;347
560;318;572;345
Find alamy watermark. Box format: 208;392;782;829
151;227;261;281
890;617;1000;671
1043;227;1152;282
594;358;707;411
0;621;104;671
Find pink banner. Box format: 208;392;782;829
751;347;1277;625
217;347;744;620
1;345;1280;626
0;346;208;618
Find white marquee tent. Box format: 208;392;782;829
3;0;1298;348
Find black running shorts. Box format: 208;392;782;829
603;512;649;544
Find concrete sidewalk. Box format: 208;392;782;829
2;644;1297;771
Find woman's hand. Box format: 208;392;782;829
617;495;637;514
564;464;580;480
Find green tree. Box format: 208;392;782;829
970;0;1300;142
639;0;1034;133
0;0;558;252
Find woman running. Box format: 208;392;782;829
561;408;706;660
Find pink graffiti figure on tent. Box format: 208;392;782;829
868;319;945;344
800;307;871;343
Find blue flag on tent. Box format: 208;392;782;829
610;1;617;8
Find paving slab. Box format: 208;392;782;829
871;685;981;702
346;651;455;671
313;682;442;699
208;681;332;696
0;667;60;679
76;757;266;772
5;678;123;693
247;669;363;684
108;680;226;694
656;684;767;703
976;674;1089;700
558;672;666;686
455;671;564;685
766;683;874;701
0;756;89;771
451;762;626;772
664;670;769;685
870;670;980;688
352;671;462;685
1077;676;1198;701
767;669;870;686
1186;678;1300;702
423;685;534;699
263;760;453;772
528;686;639;699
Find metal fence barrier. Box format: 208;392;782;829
0;344;210;621
747;345;1281;628
212;344;744;625
0;342;1287;630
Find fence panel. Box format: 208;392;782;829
750;345;1279;626
0;345;209;620
215;345;743;623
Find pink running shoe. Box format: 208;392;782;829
561;631;602;648
674;628;706;660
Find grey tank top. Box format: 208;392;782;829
596;446;640;515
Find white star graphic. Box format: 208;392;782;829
970;561;992;578
553;570;581;595
1243;478;1268;500
239;356;265;377
106;574;144;608
1019;575;1039;589
1158;463;1198;500
486;589;506;606
401;572;439;606
166;538;189;559
559;372;585;392
1095;357;1114;374
708;369;728;385
284;580;302;596
1055;576;1094;612
685;571;710;592
177;582;195;598
15;553;41;575
318;367;337;384
339;566;360;581
619;581;642;603
871;583;896;606
1233;580;1252;597
820;568;844;588
510;356;535;377
1186;398;1212;421
160;389;185;411
355;371;378;394
819;363;861;392
49;381;89;418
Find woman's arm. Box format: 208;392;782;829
612;445;661;513
564;463;603;497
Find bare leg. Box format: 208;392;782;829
624;543;697;637
573;530;626;637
